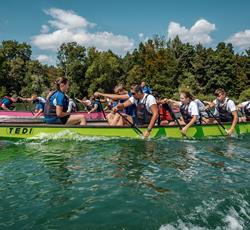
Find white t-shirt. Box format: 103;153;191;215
37;97;46;104
67;99;77;112
194;99;205;111
129;94;157;113
213;97;236;115
179;101;200;118
239;101;250;109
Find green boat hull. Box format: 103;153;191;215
0;122;249;140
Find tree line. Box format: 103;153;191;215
0;36;250;102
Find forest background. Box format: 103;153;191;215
1;36;250;102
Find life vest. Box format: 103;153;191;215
120;92;136;117
92;99;102;112
44;91;69;117
216;98;233;122
159;104;174;121
180;103;193;124
135;95;152;125
243;101;250;120
0;96;14;109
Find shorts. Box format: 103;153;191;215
44;115;70;124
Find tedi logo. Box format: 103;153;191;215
7;127;33;135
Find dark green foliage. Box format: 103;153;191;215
0;38;249;101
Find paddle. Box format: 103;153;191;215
205;108;228;133
199;100;228;133
116;111;143;135
97;99;107;120
163;103;183;133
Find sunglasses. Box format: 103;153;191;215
131;92;136;95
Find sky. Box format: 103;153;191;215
0;0;249;65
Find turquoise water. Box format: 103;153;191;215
0;136;249;230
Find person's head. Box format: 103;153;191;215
152;91;160;100
141;82;146;88
180;91;194;104
214;88;226;101
55;77;69;93
11;94;18;102
130;84;144;99
31;93;38;101
114;84;126;95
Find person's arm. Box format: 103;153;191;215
181;115;197;135
161;98;180;108
227;110;238;135
113;99;133;112
19;97;33;102
144;104;158;138
1;103;10;111
34;109;43;118
88;104;98;113
207;100;216;110
94;92;129;101
56;106;70;117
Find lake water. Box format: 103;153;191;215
0;136;249;229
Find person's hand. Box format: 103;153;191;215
226;128;234;136
94;92;100;97
112;106;118;113
181;126;188;135
18;97;23;102
241;116;247;122
160;98;169;104
143;130;150;138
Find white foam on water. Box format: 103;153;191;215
159;220;206;230
159;195;249;230
223;208;244;230
26;129;130;142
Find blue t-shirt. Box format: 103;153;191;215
92;100;102;112
50;91;68;109
142;86;152;94
1;98;12;108
123;92;136;117
45;91;69;118
35;103;44;111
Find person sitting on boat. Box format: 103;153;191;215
67;98;78;113
112;84;159;138
237;100;250;122
76;97;93;111
94;84;136;125
87;96;103;114
141;81;152;94
19;93;46;117
166;91;201;135
0;94;18;111
44;77;86;125
208;88;238;135
103;98;118;111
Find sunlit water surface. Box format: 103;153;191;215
0;136;249;230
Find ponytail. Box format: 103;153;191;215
54;77;68;90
